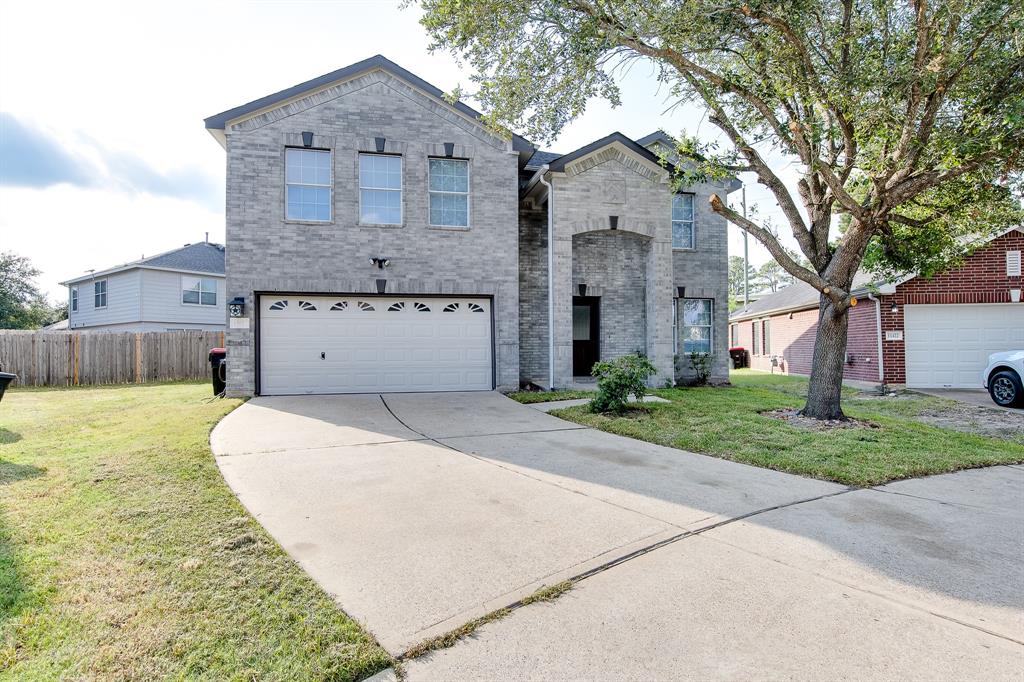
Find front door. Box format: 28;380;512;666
572;296;600;377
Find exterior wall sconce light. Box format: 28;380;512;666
890;302;899;313
370;257;390;269
228;297;246;318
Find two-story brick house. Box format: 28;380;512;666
205;55;736;396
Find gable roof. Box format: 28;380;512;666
60;242;225;286
203;54;536;165
546;131;671;173
524;150;563;171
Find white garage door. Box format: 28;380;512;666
904;304;1024;388
259;295;492;395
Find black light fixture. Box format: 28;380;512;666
301;131;314;148
890;302;898;313
374;137;387;153
370;257;391;269
228;296;246;318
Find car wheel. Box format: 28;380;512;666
988;370;1024;407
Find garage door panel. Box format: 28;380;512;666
904;304;1024;388
259;296;493;395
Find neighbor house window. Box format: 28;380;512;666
428;158;469;227
730;323;738;347
285;148;332;221
359;153;402;224
94;280;107;308
182;276;217;306
70;287;78;313
682;299;713;354
751;321;759;355
762;319;771;355
672;194;695;249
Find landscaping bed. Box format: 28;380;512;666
0;383;390;680
550;371;1024;487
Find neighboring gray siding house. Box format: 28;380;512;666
60;242;226;332
204;55;736;397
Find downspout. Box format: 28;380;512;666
867;293;885;387
538;165;555;390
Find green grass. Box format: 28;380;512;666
0;383;391;681
507;389;596;404
551;370;1024;487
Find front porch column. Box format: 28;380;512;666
552;230;575;388
646;235;675;386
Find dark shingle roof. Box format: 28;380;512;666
141;242;225;274
524;150;563;170
730;270;879;320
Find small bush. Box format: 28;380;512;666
590;354;656;413
687;352;714;386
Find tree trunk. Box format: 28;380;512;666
801;296;850;420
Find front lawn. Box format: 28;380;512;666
0;383;390;680
551;371;1024;487
507;389;596;404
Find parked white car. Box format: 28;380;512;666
982;351;1024;408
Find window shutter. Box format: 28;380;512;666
1007;250;1022;277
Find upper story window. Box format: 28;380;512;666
182;276;217;306
94;280;107;309
70;287;78;313
672;194;695;249
681;298;712;354
428;158;469;227
359;153;402;225
285;148;332;221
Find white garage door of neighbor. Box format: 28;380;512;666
259;295;493;395
904;303;1024;388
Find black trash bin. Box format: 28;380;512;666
728;347;748;369
0;371;16;403
209;348;226;396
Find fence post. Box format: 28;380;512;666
134;333;142;384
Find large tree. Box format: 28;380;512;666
0;252;61;330
418;0;1023;418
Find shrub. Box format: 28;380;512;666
687;352;714;386
589;354;656;413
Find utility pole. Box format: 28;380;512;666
742;184;749;307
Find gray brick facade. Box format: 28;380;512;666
210;59;732;395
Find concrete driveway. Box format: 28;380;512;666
212;392;1024;679
916;387;1024;412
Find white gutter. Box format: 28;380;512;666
867;293;885;385
539;165;555;390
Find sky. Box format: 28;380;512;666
0;0;797;302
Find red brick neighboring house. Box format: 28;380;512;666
729;228;1024;388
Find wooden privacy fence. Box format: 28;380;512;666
0;330;225;387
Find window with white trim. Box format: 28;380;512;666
182;276;217;306
359;153;402;224
70;287;78;313
751;321;759;355
762;319;771;355
672;194;695;249
94;280;107;308
428;158;469;227
682;299;713;354
285;148;332;221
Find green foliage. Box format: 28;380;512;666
686;352;714;386
0;252;62;329
589;354;656;413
